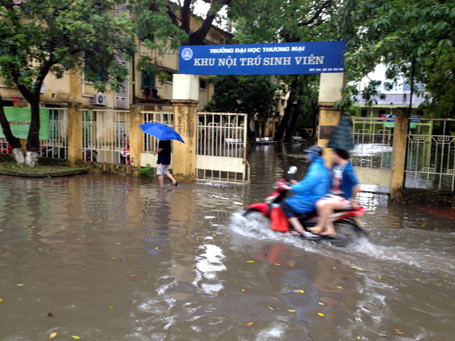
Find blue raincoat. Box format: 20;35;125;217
285;155;330;214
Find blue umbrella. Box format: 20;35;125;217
139;122;185;143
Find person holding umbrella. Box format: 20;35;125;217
139;122;184;187
154;139;179;187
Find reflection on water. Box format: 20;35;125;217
0;145;454;340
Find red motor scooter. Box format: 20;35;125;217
244;166;367;247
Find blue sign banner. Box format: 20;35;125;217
179;41;346;75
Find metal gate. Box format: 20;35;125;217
196;112;249;184
351;116;455;192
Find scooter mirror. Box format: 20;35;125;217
287;166;297;175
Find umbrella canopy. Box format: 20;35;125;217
139;122;185;143
327;115;354;151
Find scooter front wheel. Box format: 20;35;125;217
243;209;270;226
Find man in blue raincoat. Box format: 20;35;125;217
279;145;330;235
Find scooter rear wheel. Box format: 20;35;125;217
331;219;366;247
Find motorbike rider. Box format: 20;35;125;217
309;148;360;237
279;145;331;236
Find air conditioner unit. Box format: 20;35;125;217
91;94;107;106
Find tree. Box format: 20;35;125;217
0;0;136;167
229;0;341;142
203;75;278;127
132;0;233;77
337;0;455;118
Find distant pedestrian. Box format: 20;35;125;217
154;140;178;187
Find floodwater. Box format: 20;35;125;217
1;144;454;340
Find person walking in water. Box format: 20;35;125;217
154;139;179;187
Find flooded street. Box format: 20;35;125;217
1;145;454;340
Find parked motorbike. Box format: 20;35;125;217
244;167;367;247
120;145;130;165
40;146;66;159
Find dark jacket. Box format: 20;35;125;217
157;140;171;165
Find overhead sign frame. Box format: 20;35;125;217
179;41;346;75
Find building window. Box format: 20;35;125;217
361;109;367;117
165;71;173;84
200;78;207;90
141;72;155;90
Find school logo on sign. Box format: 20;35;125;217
181;48;193;61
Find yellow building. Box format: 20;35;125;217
0;13;233;114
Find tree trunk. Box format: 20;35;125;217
22;94;41;167
285;103;301;143
0;94;25;165
12;148;25;166
275;77;298;142
26;95;41;153
25;151;39;167
0;94;22;149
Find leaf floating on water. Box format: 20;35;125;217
17;284;24;287
242;289;247;293
129;274;135;278
246;260;255;263
267;306;274;310
330;314;335;319
108;305;114;310
48;312;53;317
435;283;440;287
49;332;57;339
318;313;324;317
350;266;364;271
288;309;296;312
288;265;294;268
274;263;280;266
336;286;343;289
71;336;81;340
0;298;3;303
394;327;404;335
247;322;254;326
319;302;324;306
298;289;304;293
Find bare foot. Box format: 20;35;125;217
308;226;323;234
319;232;337;237
320;225;336;237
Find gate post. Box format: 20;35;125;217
172;74;199;182
128;104;143;169
67;103;82;166
317;73;345;166
390;110;409;201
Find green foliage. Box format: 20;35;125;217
229;0;340;139
0;0;137;154
138;164;155;177
203;75;278;118
0;0;136;92
337;0;455;118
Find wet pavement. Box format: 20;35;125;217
1;144;454;340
